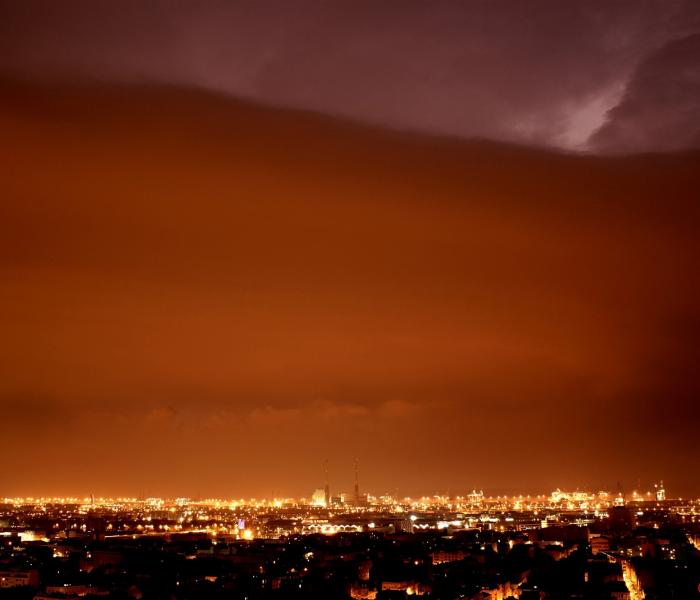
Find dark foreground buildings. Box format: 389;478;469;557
0;494;699;599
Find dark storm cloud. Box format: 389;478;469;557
1;0;698;151
589;33;700;153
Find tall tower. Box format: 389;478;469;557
354;459;360;505
324;459;330;508
614;481;625;506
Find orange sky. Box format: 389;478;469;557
1;80;699;498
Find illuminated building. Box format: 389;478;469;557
311;489;326;507
654;480;666;501
0;570;39;588
467;489;484;504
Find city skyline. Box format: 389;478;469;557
0;455;684;502
2;479;697;598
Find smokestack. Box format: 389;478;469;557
354;459;360;505
324;459;330;507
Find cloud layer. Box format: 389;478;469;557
1;80;699;496
1;0;698;152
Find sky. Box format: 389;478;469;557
0;2;699;499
